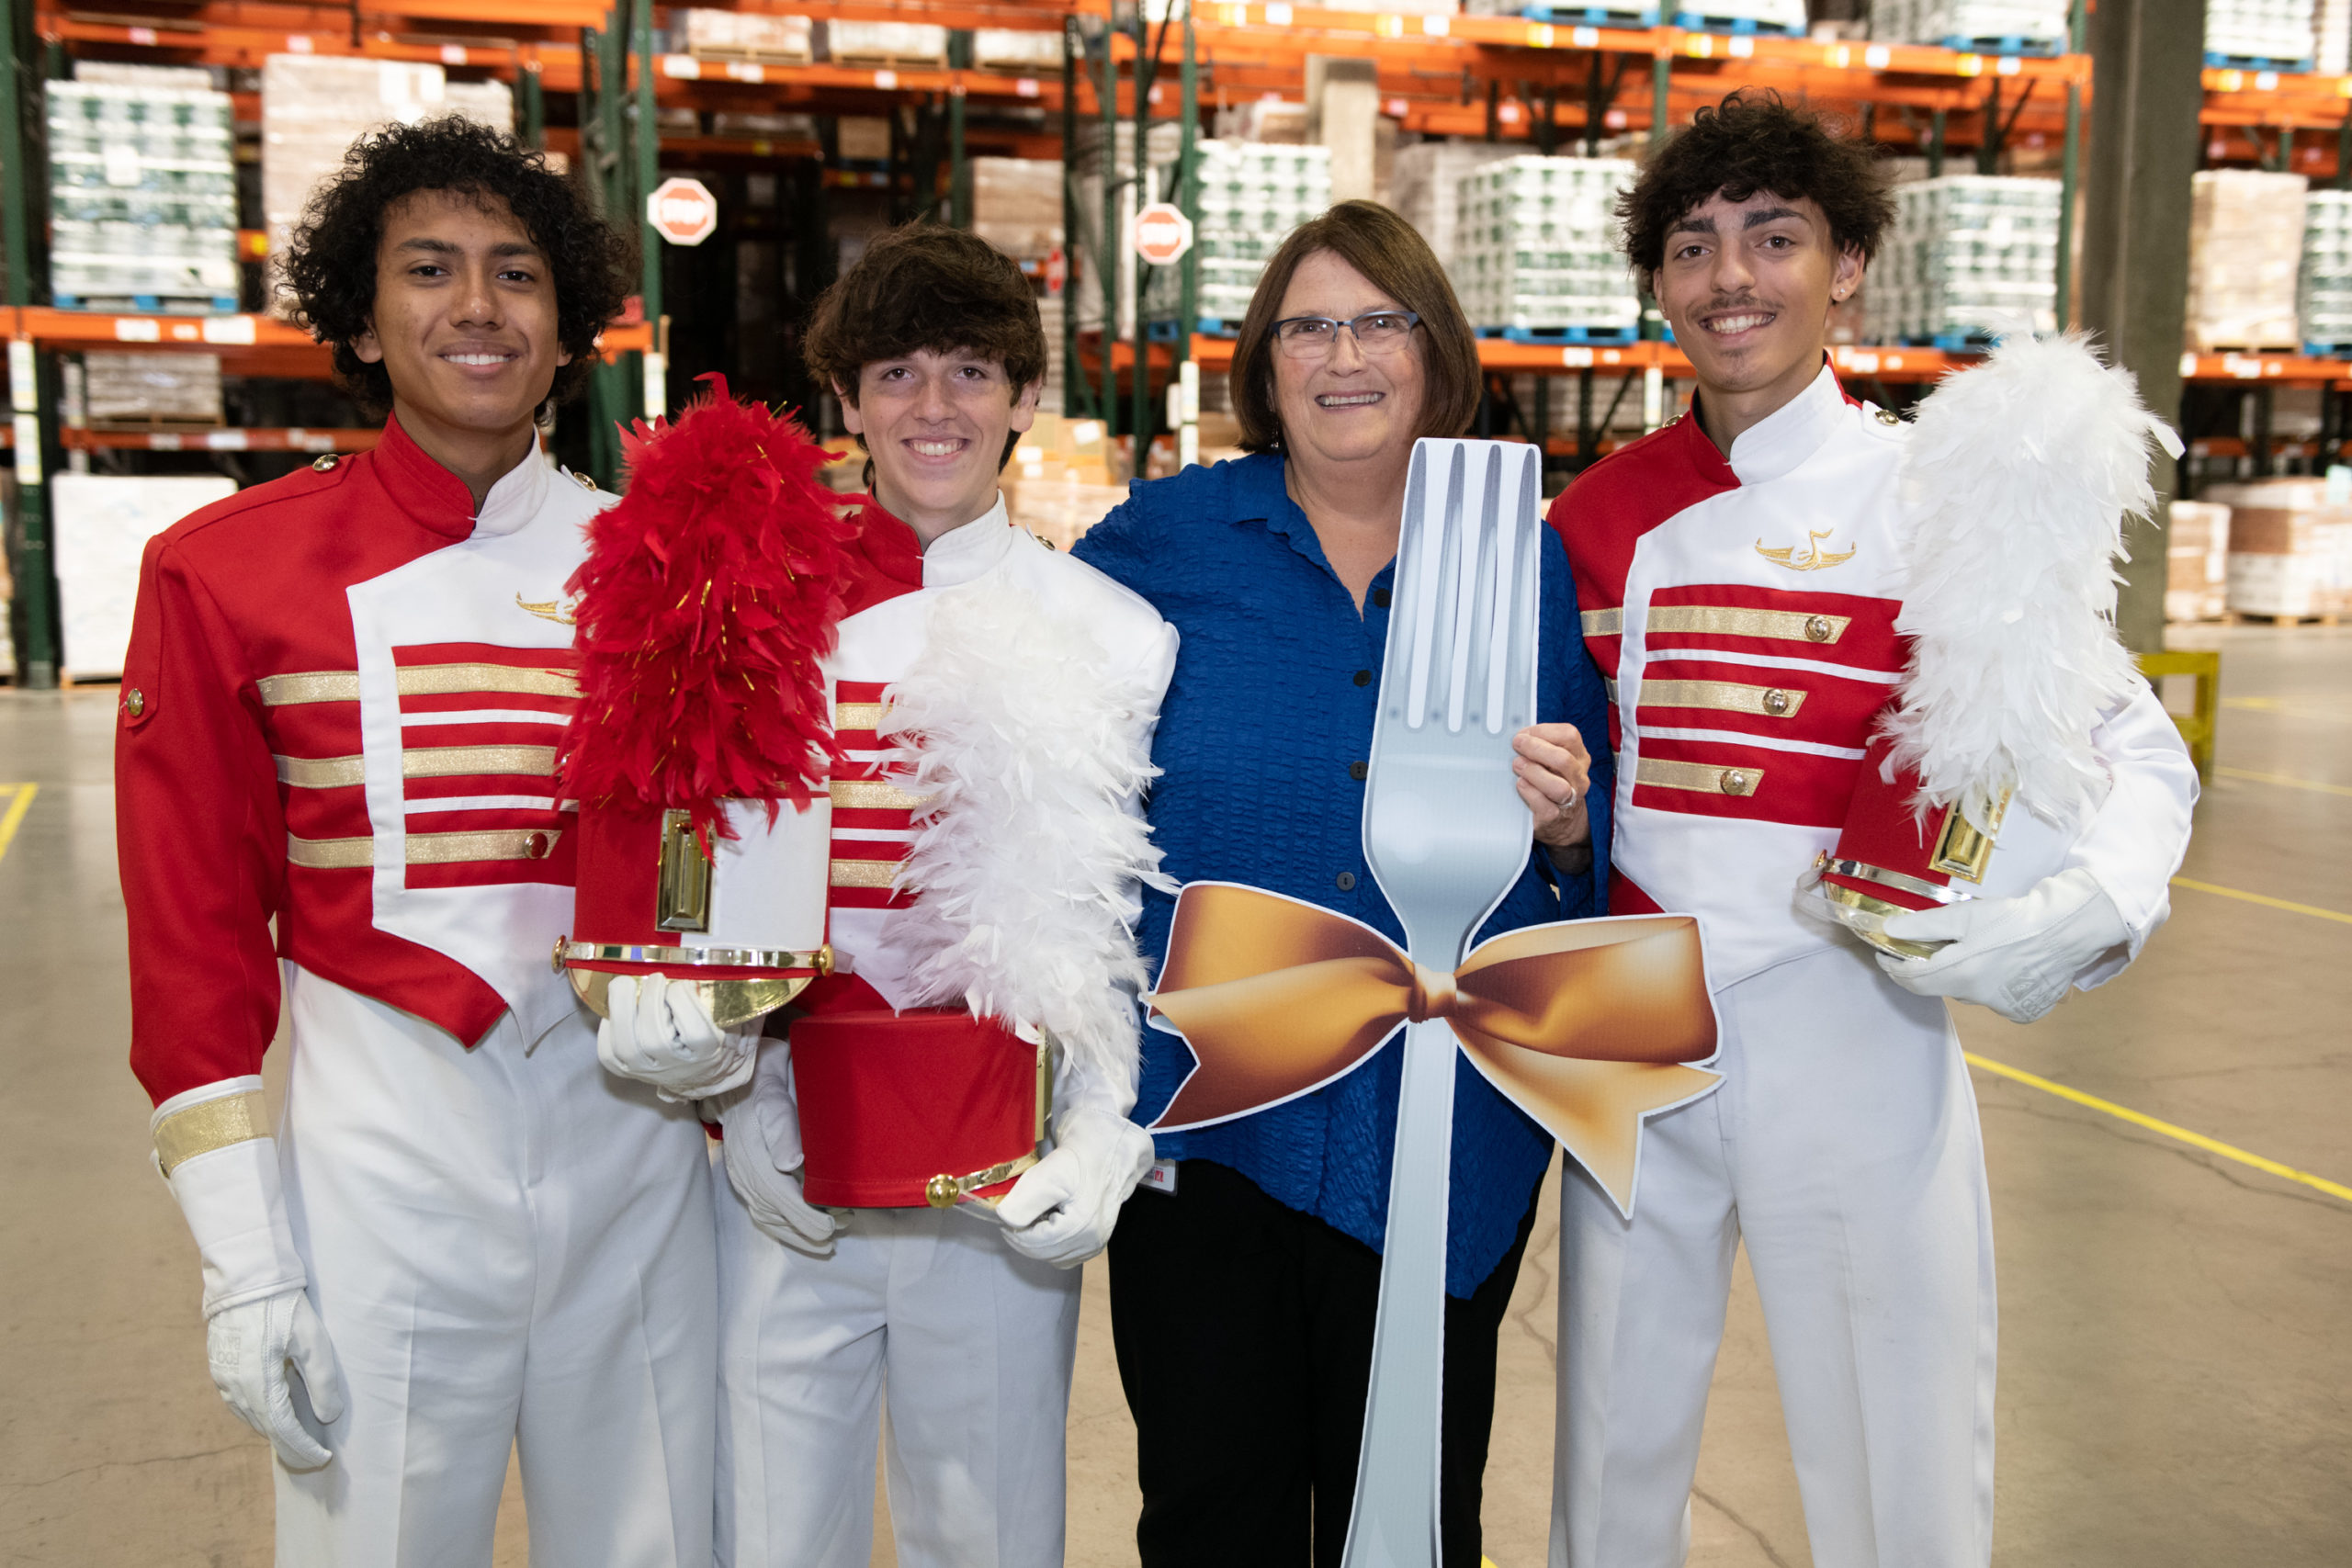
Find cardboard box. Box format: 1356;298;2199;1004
2165;498;2231;622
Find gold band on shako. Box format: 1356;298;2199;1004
557;940;833;973
153;1088;268;1177
1817;855;1977;906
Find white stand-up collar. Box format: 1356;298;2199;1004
471;435;553;537
1725;362;1846;487
921;493;1015;589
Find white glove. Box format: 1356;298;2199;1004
597;975;761;1102
1878;866;2131;1023
207;1287;346;1470
995;1100;1156;1269
712;1045;839;1257
152;1077;345;1470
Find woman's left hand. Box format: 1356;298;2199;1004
1512;723;1591;848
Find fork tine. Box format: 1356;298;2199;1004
1392;443;1431;727
1462;446;1503;734
1420;444;1467;728
1502;446;1541;733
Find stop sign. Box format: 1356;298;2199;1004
647;177;718;246
1132;202;1193;265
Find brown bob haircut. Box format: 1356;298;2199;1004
1230;199;1483;455
802;221;1047;470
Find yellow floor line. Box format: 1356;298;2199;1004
2215;765;2352;798
0;784;36;865
2171;875;2352;927
1965;1052;2352;1205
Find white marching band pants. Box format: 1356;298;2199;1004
275;967;718;1567
713;1175;1083;1568
1552;941;1997;1568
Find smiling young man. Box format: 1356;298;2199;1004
585;221;1176;1567
115;118;722;1563
1542;93;2195;1567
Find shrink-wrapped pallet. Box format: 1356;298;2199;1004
1871;0;2069;50
2164;499;2232;623
47;77;238;312
2202;477;2352;617
1866;175;2060;344
52;474;238;678
821;21;949;66
972;157;1064;263
2299;188;2352;352
82;353;224;424
1388;141;1516;272
676;9;812;62
2207;0;2316;65
1448;155;1640;335
261;57;512;316
973;28;1065;70
2185;170;2309;353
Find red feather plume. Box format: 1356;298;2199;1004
558;374;857;843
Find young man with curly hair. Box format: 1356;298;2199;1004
116;118;719;1563
591;222;1175;1567
1543;92;2194;1566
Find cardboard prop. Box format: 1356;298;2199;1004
1143;439;1720;1567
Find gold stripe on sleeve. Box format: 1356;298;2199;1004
1580;608;1624;637
276;753;364;788
153;1089;268;1176
256;671;359;705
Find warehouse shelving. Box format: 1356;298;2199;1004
16;0;2352;689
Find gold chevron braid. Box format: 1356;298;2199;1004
830;778;930;811
257;664;580;705
1645;605;1851;644
153;1089;268;1176
275;744;560;789
287;828;562;869
1635;757;1765;797
1579;606;1852;644
1637;679;1808;718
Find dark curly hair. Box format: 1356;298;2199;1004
282;116;632;417
803;223;1046;470
1620;91;1894;279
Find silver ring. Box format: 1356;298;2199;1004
1562;786;1577;812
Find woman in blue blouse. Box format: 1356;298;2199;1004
1073;200;1615;1566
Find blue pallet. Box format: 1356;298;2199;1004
1671;11;1804;35
1520;4;1660;27
1479;324;1642;344
1939;33;2065;57
2203;51;2314;72
1194;317;1241;338
1899;331;2002;351
2304;342;2352;358
53;293;240;314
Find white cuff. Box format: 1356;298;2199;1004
154;1077;306;1317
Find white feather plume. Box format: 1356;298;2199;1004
876;573;1173;1089
1883;328;2178;833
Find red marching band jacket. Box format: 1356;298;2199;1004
118;416;608;1106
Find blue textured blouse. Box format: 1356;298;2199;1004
1074;451;1615;1297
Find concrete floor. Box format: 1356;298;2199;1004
2;623;2346;1566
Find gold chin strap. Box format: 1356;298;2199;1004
924;1150;1044;1211
153;1088;269;1177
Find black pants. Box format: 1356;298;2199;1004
1108;1159;1545;1568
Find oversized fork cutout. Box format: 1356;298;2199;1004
1342;439;1544;1568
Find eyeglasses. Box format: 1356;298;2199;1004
1270;310;1422;359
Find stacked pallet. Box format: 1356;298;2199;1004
973;29;1065;71
82;354;224;425
2300;189;2352;354
2165;501;2233;624
1871;0;2069;51
2205;0;2316;67
972;157;1064;264
822;22;949;69
2185;170;2308;353
2320;0;2352;72
1191;140;1333;328
1866;175;2060;345
47;74;238;313
673;9;811;62
261;55;512;315
2201;479;2352;620
1389;141;1518;276
1448;155;1640;340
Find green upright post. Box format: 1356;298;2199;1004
949;30;972;228
2;0;57;688
1062;19;1088;418
1929;108;1946;178
522;61;545;151
1178;6;1198;352
1099;26;1119;442
1650;49;1669;148
633;0;662;424
1130;8;1151;468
